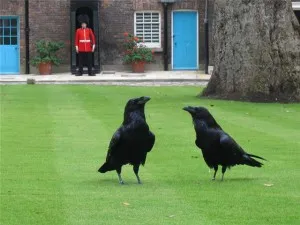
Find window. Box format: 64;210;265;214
293;2;300;23
0;18;18;45
134;12;161;48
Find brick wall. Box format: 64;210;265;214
29;0;70;71
1;0;205;73
99;0;205;68
99;0;135;66
0;0;25;70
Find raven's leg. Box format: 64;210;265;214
133;164;142;184
212;166;218;180
116;166;124;185
221;166;227;181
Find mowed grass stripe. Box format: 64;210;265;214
0;86;66;225
204;103;300;141
46;86;111;225
55;86;300;224
1;86;299;225
47;86;208;225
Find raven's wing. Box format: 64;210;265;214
98;127;124;173
219;133;264;167
145;131;155;153
219;132;246;164
105;127;122;161
219;133;244;152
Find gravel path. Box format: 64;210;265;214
1;80;208;86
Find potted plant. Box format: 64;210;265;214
122;32;154;73
30;40;65;75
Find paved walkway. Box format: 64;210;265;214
0;71;210;86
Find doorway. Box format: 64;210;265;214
75;7;94;70
172;11;198;70
0;16;20;75
70;0;100;74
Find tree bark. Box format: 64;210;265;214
203;0;300;102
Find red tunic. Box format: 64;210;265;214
75;28;96;52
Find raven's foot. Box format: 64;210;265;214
136;176;142;184
119;180;125;185
212;166;218;181
221;175;224;181
117;173;124;185
133;165;142;184
221;167;226;181
212;177;216;181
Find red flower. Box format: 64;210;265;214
134;37;139;41
124;32;129;37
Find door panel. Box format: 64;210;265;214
0;17;20;74
173;11;198;70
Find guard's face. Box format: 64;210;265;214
81;23;87;28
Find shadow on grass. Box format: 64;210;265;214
212;177;260;182
83;177;149;187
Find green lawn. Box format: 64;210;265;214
1;85;299;225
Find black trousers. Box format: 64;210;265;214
78;52;93;75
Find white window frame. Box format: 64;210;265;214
134;11;161;48
292;2;300;10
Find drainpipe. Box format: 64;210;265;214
163;3;169;71
204;0;209;74
25;0;30;74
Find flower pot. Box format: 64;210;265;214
132;61;145;73
38;62;52;75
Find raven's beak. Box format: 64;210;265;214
183;106;195;113
139;96;151;104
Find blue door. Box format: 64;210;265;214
0;17;20;75
172;11;198;70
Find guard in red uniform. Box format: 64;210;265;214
75;15;96;76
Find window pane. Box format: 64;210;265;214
0;28;3;36
11;28;17;36
152;24;159;29
4;37;10;44
0;19;3;28
144;24;151;30
4;28;10;36
136;13;143;23
0;37;3;45
3;19;10;27
144;13;151;22
136;24;143;29
136;33;143;37
135;12;160;46
11;37;17;45
152;14;159;22
11;19;17;27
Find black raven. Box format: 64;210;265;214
189;106;222;130
98;96;155;184
183;106;266;181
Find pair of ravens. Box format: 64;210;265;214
98;96;266;184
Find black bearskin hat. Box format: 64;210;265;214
77;14;89;25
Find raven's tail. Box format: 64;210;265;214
248;154;267;161
243;154;265;167
98;162;114;173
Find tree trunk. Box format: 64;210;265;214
203;0;300;102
